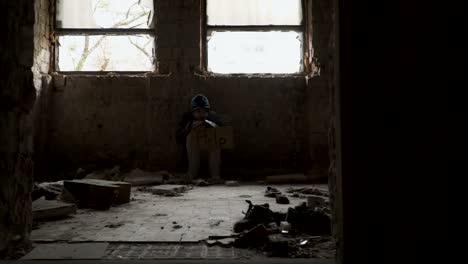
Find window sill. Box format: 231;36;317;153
52;71;172;77
194;70;310;79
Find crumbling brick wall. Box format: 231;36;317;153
33;0;332;181
0;0;36;258
305;0;334;178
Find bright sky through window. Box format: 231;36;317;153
56;0;155;72
206;0;304;74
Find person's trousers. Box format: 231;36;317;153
186;133;221;181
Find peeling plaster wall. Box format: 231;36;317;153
34;0;333;181
0;0;36;258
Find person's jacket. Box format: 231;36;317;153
176;111;223;145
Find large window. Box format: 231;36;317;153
205;0;304;74
55;0;155;72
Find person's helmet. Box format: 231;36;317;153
191;94;210;111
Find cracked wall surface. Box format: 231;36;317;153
33;0;334;183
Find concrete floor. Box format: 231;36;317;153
32;184;328;242
28;184;333;261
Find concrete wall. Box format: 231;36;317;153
0;0;36;258
34;0;334;181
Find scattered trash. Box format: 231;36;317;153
225;181;239;186
267;222;280;234
172;221;177;224
172;225;182;229
234;200;275;233
285;202;331;235
264;234;296;257
231;198;333;258
279;221;291;233
234;224;270;248
276;195;290;204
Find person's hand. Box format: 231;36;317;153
192;120;205;129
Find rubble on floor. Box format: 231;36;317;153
264;186;290;204
231;198;332;258
33;181;64;201
234;224;270;248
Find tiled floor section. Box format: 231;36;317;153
31;184;328;243
103;243;264;259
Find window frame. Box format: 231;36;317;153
52;0;157;74
200;0;312;76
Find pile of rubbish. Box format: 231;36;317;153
230;186;333;258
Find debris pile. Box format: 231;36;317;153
264;186;289;204
231;197;333;258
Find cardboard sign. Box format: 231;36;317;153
190;126;234;150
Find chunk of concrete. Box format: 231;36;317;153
63;179;120;210
32;198;76;220
84;179;131;204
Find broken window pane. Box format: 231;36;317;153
56;0;154;28
57;35;155;71
207;0;303;26
207;31;303;74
